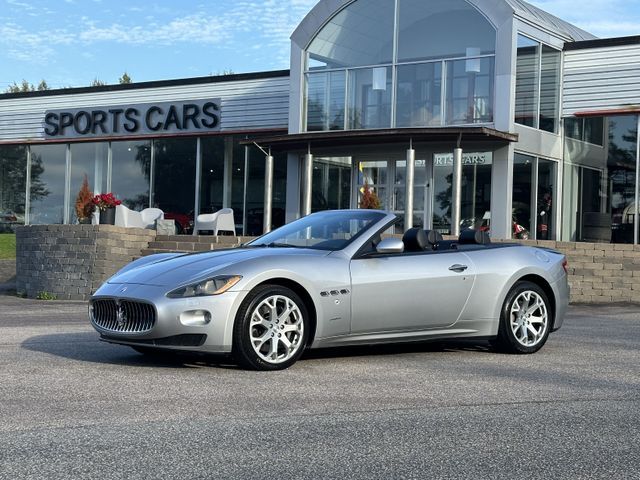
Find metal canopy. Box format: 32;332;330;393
240;127;518;151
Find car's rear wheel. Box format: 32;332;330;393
493;281;551;354
233;285;309;370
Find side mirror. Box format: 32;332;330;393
376;237;405;254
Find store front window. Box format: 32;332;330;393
512;153;557;240
69;142;108;223
151;138;197;227
562;115;637;243
29;144;66;225
0;145;27;231
111;140;151;211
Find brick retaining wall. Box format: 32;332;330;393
16;225;156;300
14;225;640;303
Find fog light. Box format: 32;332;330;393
180;310;212;326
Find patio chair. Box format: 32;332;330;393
115;205;164;229
194;208;235;235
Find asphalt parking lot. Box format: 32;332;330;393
0;296;638;480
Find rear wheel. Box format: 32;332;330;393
493;281;551;354
233;285;308;370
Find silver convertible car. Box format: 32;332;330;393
89;210;569;370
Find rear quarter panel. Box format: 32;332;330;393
459;246;566;336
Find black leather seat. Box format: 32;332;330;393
423;230;443;250
458;229;491;245
402;228;428;252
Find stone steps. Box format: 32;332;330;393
143;235;257;256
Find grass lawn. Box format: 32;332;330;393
0;234;16;259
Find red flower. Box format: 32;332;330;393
92;193;122;211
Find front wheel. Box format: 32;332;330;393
493;281;552;354
233;285;309;370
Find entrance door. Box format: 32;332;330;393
357;158;427;232
432;152;493;235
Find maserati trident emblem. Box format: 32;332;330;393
116;304;127;328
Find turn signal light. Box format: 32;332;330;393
562;259;569;274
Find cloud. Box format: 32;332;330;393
528;0;640;37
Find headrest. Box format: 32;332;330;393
459;229;491;245
424;230;443;249
402;228;428;251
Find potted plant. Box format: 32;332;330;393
92;192;122;225
75;174;95;224
359;182;381;209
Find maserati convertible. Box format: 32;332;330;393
89;210;569;370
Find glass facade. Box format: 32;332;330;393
562;115;639;243
304;0;496;131
11;136;286;235
29;144;66;225
111;140;151;211
69;142;108;223
515;35;561;133
0;145;27;231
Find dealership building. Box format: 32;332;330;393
2;0;640;243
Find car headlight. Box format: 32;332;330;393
167;275;242;298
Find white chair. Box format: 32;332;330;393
115;205;164;229
195;208;235;235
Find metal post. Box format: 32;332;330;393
405;144;415;230
635;115;640;245
302;152;313;216
263;154;274;234
452;147;463;236
193;137;202;235
25;146;32;225
63;144;71;224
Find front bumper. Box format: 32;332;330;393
89;282;242;353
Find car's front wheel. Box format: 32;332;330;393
493;281;552;354
233;285;309;370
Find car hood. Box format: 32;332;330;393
108;247;329;287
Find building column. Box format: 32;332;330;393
263;154;274;234
490;144;513;240
405;145;415;230
301;152;313;216
222;137;233;208
451;147;463;236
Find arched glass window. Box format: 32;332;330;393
307;0;395;69
304;0;496;131
397;0;496;62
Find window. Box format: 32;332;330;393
0;145;27;230
515;35;561;133
29;145;67;225
111;140;151;211
69;142;108;223
303;0;496;131
564;116;604;146
397;0;495;62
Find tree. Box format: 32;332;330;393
90;78;106;87
74;174;95;221
118;72;132;84
36;80;49;91
5;79;35;93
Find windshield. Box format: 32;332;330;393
246;210;387;251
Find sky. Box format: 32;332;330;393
1;0;639;90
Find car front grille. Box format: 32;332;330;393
91;299;156;333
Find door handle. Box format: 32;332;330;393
449;264;468;273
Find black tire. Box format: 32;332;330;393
493;281;552;354
233;284;309;371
